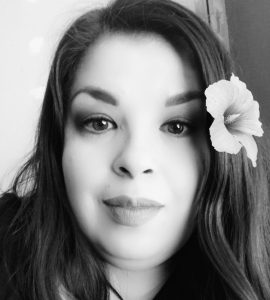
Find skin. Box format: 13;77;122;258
62;33;209;299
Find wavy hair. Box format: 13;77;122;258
1;0;270;299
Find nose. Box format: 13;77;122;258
112;139;154;179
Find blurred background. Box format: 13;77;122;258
0;0;269;191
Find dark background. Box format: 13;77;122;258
225;0;270;126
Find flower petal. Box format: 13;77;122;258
228;101;264;136
209;117;242;154
225;87;254;116
233;132;258;167
241;100;261;121
226;75;254;116
229;119;263;137
205;80;235;118
230;74;247;90
205;74;263;167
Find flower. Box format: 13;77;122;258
205;74;263;167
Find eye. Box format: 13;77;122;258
161;119;189;136
82;116;117;134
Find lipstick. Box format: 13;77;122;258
103;195;164;227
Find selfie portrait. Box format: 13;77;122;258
0;0;270;299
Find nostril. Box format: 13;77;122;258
119;166;129;174
143;169;153;174
118;167;153;176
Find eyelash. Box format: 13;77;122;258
162;119;190;136
81;115;191;136
81;116;117;134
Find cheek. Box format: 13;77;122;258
155;141;206;249
61;139;111;236
161;138;204;185
160;138;207;216
62;138;111;201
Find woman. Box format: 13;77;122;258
1;0;269;299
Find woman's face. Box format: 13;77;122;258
62;33;209;270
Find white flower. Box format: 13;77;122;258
205;74;263;167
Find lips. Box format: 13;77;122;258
103;195;164;208
103;195;164;226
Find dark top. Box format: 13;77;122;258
0;193;21;300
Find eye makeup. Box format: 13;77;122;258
68;93;206;138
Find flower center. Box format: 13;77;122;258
224;113;241;125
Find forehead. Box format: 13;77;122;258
71;33;202;107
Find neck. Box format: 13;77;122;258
108;262;171;300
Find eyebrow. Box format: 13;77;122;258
70;86;204;107
70;87;118;106
165;90;204;106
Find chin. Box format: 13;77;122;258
102;251;167;271
95;238;180;271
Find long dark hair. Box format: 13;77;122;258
1;0;270;299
